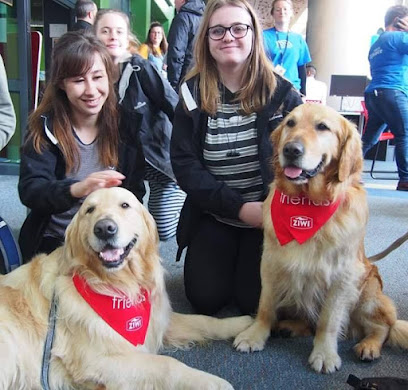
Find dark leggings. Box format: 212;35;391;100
184;214;262;316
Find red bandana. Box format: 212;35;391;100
73;274;151;347
271;190;340;246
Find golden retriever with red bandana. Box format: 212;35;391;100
234;104;408;373
0;187;252;389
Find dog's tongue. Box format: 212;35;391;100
284;167;303;179
99;248;124;262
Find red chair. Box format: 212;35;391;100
361;101;397;180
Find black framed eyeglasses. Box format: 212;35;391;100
207;23;252;41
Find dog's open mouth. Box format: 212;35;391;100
284;157;325;182
98;237;137;269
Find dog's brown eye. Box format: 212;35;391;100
286;119;296;127
121;202;130;209
86;206;95;214
316;122;330;131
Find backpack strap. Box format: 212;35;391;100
118;62;141;104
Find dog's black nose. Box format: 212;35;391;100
94;218;118;240
283;142;304;161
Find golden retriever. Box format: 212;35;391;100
0;187;253;389
234;104;408;373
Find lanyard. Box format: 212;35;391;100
275;28;289;66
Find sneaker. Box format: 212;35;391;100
396;181;408;191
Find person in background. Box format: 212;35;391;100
94;9;186;241
167;0;205;92
263;0;311;95
139;21;168;78
362;5;408;192
72;0;97;31
370;27;385;47
18;31;145;262
171;0;303;315
305;64;327;104
0;54;16;151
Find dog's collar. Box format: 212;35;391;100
271;190;340;245
73;274;151;347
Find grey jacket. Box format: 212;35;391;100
0;55;16;151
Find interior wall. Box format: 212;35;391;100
307;0;396;110
250;0;399;111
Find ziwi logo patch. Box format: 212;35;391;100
126;316;143;331
290;216;313;229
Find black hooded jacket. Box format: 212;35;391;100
18;115;146;262
167;0;205;91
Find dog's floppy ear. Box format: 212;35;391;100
64;211;81;259
141;205;159;251
338;118;363;182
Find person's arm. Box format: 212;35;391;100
171;101;245;220
167;16;189;91
18;139;79;214
137;58;179;121
0;55;16;151
298;64;307;96
119;135;146;204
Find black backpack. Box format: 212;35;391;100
347;374;408;390
0;216;22;274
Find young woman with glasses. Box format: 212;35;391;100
171;0;303;315
139;22;168;78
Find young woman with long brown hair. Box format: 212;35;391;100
139;21;168;77
18;31;145;261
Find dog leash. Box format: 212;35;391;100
41;291;58;390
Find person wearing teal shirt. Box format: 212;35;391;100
263;0;311;95
363;5;408;191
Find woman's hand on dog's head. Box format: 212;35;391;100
70;170;126;199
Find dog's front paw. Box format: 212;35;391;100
233;322;270;353
226;315;254;337
354;340;381;361
308;346;341;374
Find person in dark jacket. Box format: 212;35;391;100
171;0;303;316
94;9;186;241
0;54;16;151
72;0;97;32
18;31;145;262
167;0;205;92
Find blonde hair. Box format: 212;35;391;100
271;0;293;13
185;0;276;116
94;9;140;54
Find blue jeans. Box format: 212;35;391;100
362;89;408;182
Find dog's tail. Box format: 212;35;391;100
368;231;408;262
164;312;253;349
387;320;408;349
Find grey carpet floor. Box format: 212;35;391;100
1;160;407;389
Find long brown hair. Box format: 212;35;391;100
185;0;277;116
145;22;168;57
26;31;119;173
